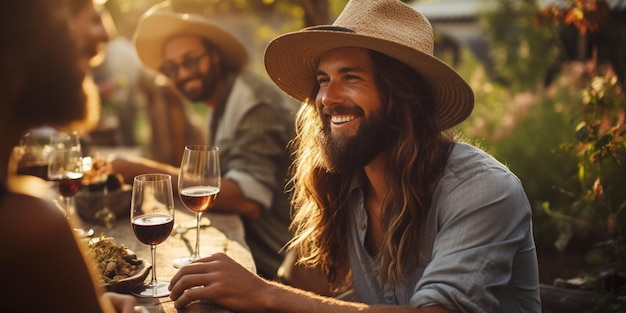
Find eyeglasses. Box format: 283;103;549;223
158;52;208;79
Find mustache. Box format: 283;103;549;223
321;105;364;116
176;75;202;86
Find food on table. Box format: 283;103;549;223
86;236;140;284
81;156;125;192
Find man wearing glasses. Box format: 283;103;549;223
115;1;296;280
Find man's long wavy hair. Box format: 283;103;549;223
288;49;454;290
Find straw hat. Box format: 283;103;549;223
133;1;249;74
264;0;474;130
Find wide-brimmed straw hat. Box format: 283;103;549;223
133;1;249;74
264;0;474;130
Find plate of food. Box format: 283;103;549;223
86;236;152;293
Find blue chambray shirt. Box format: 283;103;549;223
348;142;541;313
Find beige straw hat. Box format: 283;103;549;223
264;0;474;130
133;1;249;74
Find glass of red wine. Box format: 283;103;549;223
172;145;220;268
131;173;175;297
47;131;93;237
15;132;50;180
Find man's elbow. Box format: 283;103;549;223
240;201;262;219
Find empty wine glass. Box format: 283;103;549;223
172;145;220;268
131;173;175;297
48;131;93;237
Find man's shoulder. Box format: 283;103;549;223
442;142;520;188
236;70;278;94
448;142;507;171
434;142;528;214
235;70;299;111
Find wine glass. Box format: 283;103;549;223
15;132;51;179
47;131;94;237
94;184;116;228
131;173;175;297
172;145;220;268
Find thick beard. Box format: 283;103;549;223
175;61;221;102
318;107;388;173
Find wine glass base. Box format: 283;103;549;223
74;227;94;238
132;281;170;298
172;255;201;269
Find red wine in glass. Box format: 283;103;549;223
48;131;93;237
16;162;49;180
132;214;174;246
16;132;50;180
52;176;82;198
179;186;219;213
130;173;175;298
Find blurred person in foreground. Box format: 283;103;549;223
112;1;296;279
71;0;112;145
0;0;142;312
166;0;541;312
24;0;111;147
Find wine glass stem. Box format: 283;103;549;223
64;196;72;220
194;212;202;258
149;244;158;285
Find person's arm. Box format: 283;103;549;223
213;102;292;219
415;166;537;309
110;155;178;186
100;292;145;313
212;178;262;219
111;156;262;218
168;253;456;313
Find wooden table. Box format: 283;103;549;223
81;203;256;313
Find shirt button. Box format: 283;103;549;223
359;224;366;230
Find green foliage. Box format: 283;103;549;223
474;4;626;304
582;237;626;312
540;70;626;310
480;0;561;92
549;74;626;244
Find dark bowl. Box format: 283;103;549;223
75;184;132;222
104;258;151;293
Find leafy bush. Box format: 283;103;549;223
474;3;626;309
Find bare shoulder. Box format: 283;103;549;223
0;192;84;281
0;193;71;245
0;192;103;312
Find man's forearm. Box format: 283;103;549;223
212;178;262;219
111;155;179;185
261;281;455;313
